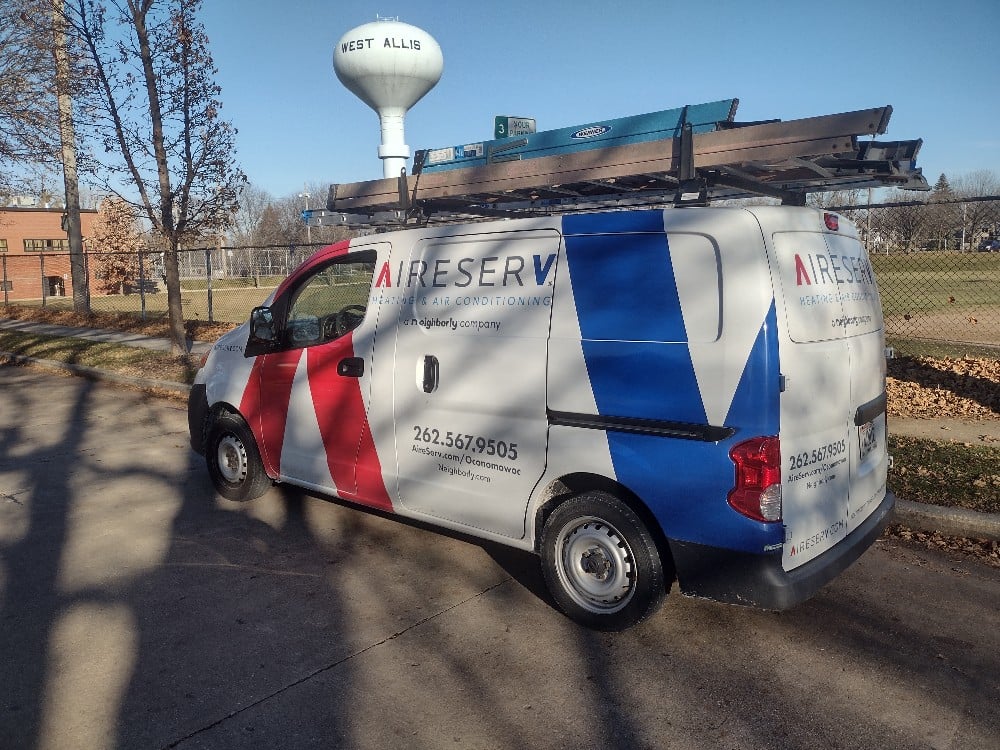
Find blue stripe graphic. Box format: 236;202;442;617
724;300;780;435
562;211;702;422
562;211;782;551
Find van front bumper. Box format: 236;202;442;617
187;383;208;455
670;490;896;610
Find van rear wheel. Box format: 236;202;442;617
541;491;667;631
206;412;271;502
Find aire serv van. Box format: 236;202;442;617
188;206;895;630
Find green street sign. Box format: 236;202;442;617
494;116;536;139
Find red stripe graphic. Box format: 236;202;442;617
238;239;352;477
239;350;301;478
307;335;393;511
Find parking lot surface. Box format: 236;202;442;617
1;366;998;750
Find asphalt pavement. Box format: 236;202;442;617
2;366;999;750
2;316;999;543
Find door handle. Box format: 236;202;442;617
422;355;439;393
337;357;364;377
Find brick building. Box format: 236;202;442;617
0;207;97;302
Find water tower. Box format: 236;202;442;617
333;19;444;179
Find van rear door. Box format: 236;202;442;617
768;214;889;571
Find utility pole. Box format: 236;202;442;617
52;0;90;312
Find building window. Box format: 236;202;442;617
0;280;11;291
0;239;7;252
24;238;69;253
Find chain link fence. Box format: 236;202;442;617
1;242;323;324
831;196;1000;358
3;199;999;358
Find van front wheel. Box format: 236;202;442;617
541;492;666;631
206;412;271;502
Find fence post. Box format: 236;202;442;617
206;246;214;323
83;250;90;299
139;250;148;319
960;202;967;252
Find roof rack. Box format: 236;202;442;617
306;102;926;229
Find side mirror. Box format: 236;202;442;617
250;306;276;341
245;306;278;358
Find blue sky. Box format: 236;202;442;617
200;0;1000;199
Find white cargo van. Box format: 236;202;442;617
189;206;894;630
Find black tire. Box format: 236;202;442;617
541;491;667;631
205;412;271;502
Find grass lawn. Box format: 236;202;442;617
33;285;277;324
19;276;372;324
872;251;1000;320
889;435;1000;514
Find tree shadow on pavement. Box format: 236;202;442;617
109;462;355;748
0;369;95;750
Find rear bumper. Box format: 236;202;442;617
670;490;895;610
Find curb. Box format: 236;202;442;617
1;351;191;396
892;498;1000;542
5;350;1000;543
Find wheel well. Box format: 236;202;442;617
203;402;245;446
534;473;676;581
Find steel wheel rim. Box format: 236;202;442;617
555;515;636;614
216;434;249;485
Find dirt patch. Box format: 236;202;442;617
886;309;1000;347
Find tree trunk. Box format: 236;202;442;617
163;240;186;354
52;0;90;314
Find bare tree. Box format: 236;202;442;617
0;0;60;194
807;189;864;209
64;0;244;352
925;174;959;251
877;189;928;252
230;182;274;245
952;169;1000;199
251;203;293;247
276;182;354;247
952;170;1000;251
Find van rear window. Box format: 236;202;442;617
773;232;883;343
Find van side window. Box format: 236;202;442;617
285;256;375;348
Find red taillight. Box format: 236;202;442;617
728;436;782;522
824;212;839;231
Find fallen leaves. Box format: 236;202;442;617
887;355;1000;420
883;524;1000;568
